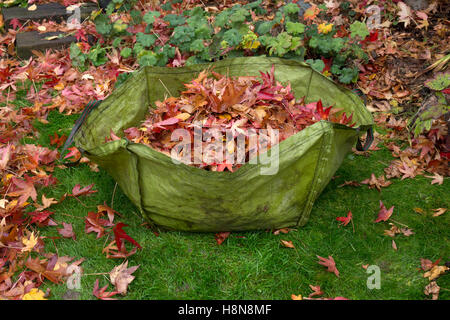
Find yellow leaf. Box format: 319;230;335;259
318;23;333;34
22;288;47;300
291;294;303;300
218;113;232;121
37;26;46;32
175;113;191;121
54;82;64;91
22;232;38;252
424;265;449;281
28;4;37;11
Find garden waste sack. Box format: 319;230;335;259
72;56;374;232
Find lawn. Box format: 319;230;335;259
32;110;449;300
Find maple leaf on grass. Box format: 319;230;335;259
432;208;446;217
58;222;76;240
70;183;98;197
336;211;352;227
28;210;57;227
374;201;394;223
102;241;138;259
424;173;443;185
317;255;339;277
63;147;81;162
113;223;142;253
97;202;121;224
109;261;139;295
85;211;113;239
92;279;119;300
308;285;324;298
215;232;230;245
280;240;295;249
361;174;392;192
8;175;37;205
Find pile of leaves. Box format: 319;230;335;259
123;66;354;171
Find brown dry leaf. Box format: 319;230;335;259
384;225;400;237
432;208;447;217
273;228;292;235
109;261;139;295
361;174;392;191
35;194;58;211
424;173;444;185
423;265;449;281
280;240;295;249
400;228;414;237
308;285;324;298
392;239;398;251
424;281;440;300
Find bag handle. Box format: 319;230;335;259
60;100;103;158
356;127;374;151
352;88;374;151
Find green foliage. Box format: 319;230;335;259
425;72;450;91
143;11;161;24
69;43;87;72
306;59;325;73
120;47;132;58
87;44;108;67
286;22;306;35
136;32;157;48
81;0;370;84
349;21;369;39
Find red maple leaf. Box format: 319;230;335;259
10;18;22;30
317;255;340;277
64;147;81;162
215;232;230;245
70;183;98;197
8;175;37;205
374;200;394;223
92;279;119;300
28;210;57;226
336;211;352;226
85;211;113;238
113;223;142;253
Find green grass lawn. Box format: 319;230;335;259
31;110;449;300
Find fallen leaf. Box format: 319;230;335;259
92;279;119;300
215;232;230;245
392;239;398;251
374;201;394;223
361;174;392;191
423;265;449;281
291;294;303;300
58;223;76;240
22;288;47;300
113;223;142;252
109;261;139;295
424;173;443;185
424;281;440;300
317;255;339;277
281;240;295;249
432;208;447;217
336;211;352;226
308;285;324;298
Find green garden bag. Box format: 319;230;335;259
72;56;374;232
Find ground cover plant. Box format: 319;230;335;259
0;0;449;300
